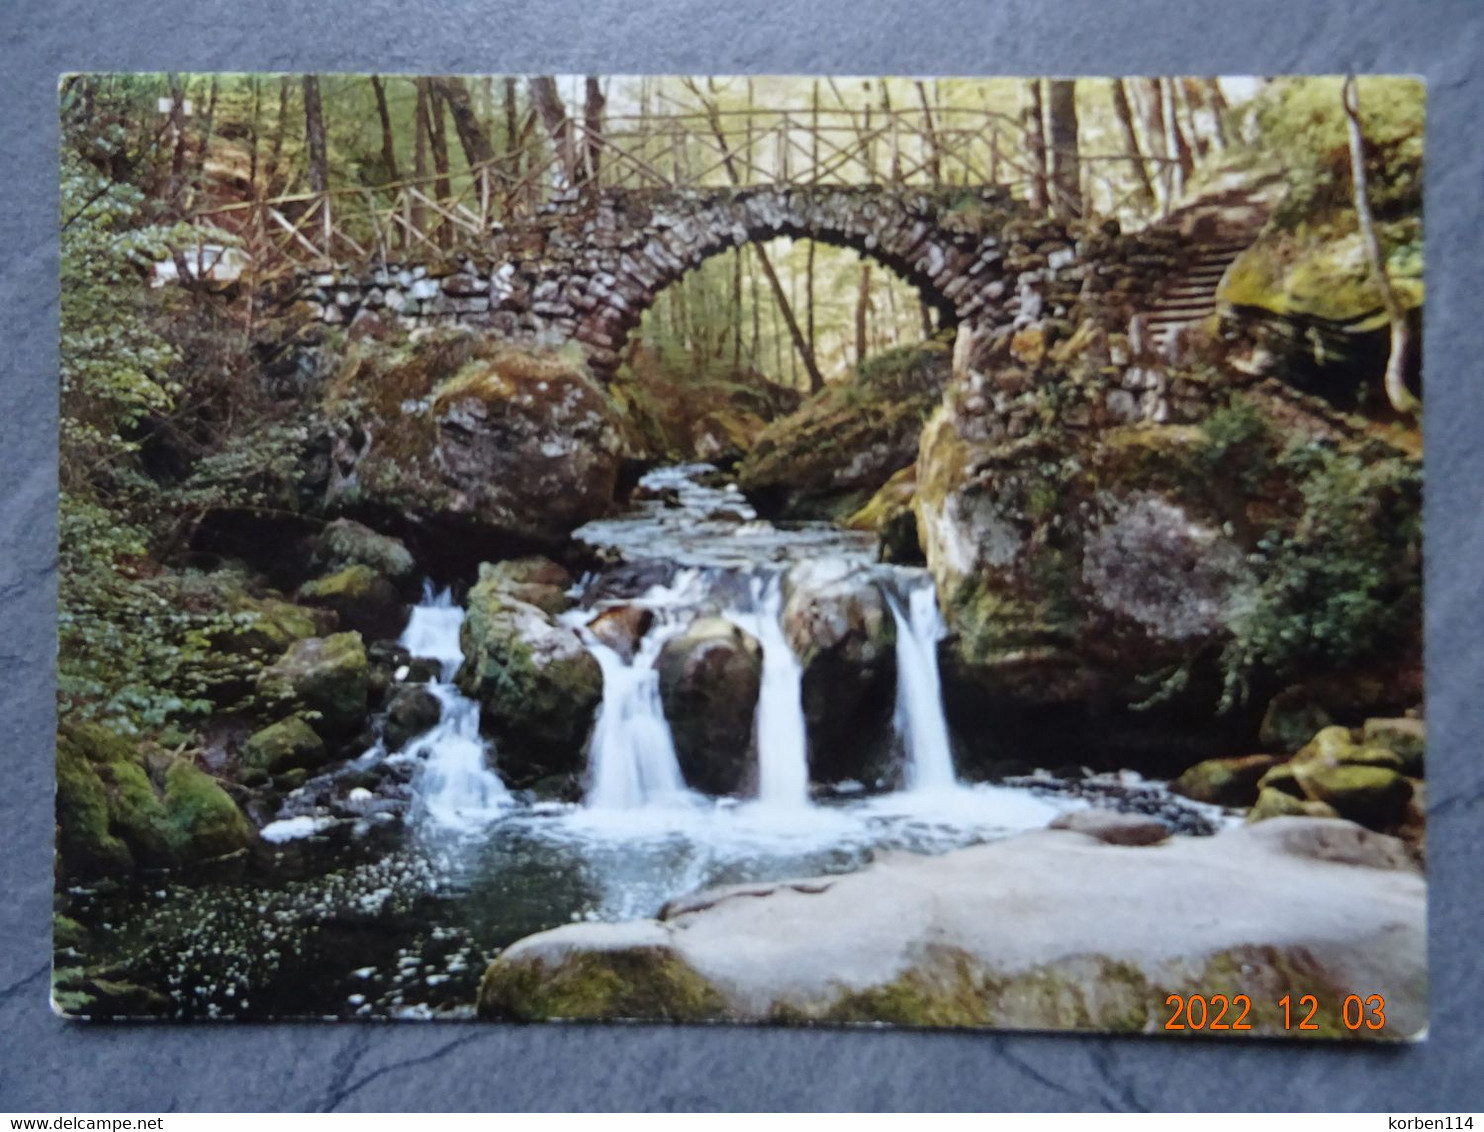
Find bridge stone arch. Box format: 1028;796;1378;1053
304;184;1186;383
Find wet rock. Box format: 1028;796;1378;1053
257;632;369;737
478;557;574;616
456;573;602;783
297;565;408;642
311;518;416;586
366;641;413;708
1292;763;1412;829
1241;816;1418;873
1171;754;1284;807
845;465;923;564
383;685;442;752
161;758;256;860
657;618;762;795
587;605;655;663
242;715;328;775
478;821;1425;1034
1047;808;1170;845
782;561;897;785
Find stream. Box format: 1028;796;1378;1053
69;464;1217;1020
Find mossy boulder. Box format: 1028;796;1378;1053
739;337;952;521
846;465;923;564
1171;754;1285;807
297;565;407;642
311;518;416;586
1361;717;1425;775
55;723;255;880
657;617;762;795
257;632;369;737
322;334;629;551
1291;763;1412;828
782;561;897;785
383;684;442;752
455;573;602;783
242;715;328;775
478;930;730;1023
212;594;328;658
1247;786;1340;824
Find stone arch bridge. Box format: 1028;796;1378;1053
301;184;1186;381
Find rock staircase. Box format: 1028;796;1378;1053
1137;167;1287;359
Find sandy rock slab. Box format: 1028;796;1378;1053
478;817;1425;1037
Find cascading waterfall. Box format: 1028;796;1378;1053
887;579;958;791
398;585;512;829
732;574;811;808
582;623;694;811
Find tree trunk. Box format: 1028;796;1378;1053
247;77;261;196
1046;79;1081;217
267;77;290;191
1133;78;1169;212
529;75;576;186
1343;76;1418;415
167;73;189;210
855;263;872;368
413;79;430;238
432;76;494;168
503;77;520;153
915;80;942;183
302;75;328;195
1111;79;1155;208
1161;77;1193;202
1203;78;1230;151
370;75;399;181
1022;80;1048;213
190;76;218;200
583;77;605;186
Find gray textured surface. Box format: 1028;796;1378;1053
1;0;1480;1111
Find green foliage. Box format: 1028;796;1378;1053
1217;439;1422;709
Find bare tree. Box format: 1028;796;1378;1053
582;77;606;185
1046;79;1082;216
1160;77;1193;202
1111;79;1155;208
412;79;430;236
1022;80;1048;213
370;75;399;181
1132;78;1169;212
432;76;495;168
1343;76;1418;415
529;76;577;186
266;77;291;191
302;75;328;195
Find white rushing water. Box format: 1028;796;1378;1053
397;585;513;830
729;574;811;809
888;579;958;791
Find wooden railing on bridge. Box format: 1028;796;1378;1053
193;105;1160;272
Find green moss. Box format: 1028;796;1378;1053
257;632;368;732
55;728;131;877
242;715;327;774
53;914;88;952
299;564;385;603
161;758;254;861
478;948;731;1023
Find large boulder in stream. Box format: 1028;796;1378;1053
478;817;1425;1035
297;565;408;642
657;618;762;796
916;320;1422;779
782;562;897;786
310;519;417;589
320;332;631;560
455;570;602;784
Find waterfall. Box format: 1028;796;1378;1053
888;580;957;791
733;574;811;808
583;625;693;811
398;585;512;828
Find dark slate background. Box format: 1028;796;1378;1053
2;0;1480;1111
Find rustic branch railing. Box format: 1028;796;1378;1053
193;105;1165;271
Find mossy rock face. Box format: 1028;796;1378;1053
455;574;601;784
1257;762;1305;799
298;565;408;642
478;946;730;1023
846;466;923;564
657;617;762;795
739;338;952;520
1292;763;1412;828
242;715;328;775
213;595;327;658
257;632;369;737
55;726;133;878
1171;754;1284;807
322;335;629;548
311;518;416;584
